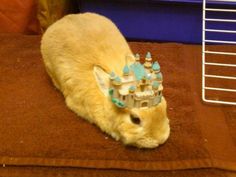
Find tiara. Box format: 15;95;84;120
108;52;163;109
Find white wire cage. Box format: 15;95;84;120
202;0;236;105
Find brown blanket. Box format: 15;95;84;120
0;34;235;174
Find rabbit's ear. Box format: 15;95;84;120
93;66;110;97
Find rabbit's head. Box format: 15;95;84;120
94;66;170;148
116;99;169;148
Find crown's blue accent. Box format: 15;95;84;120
114;76;121;82
156;72;163;80
129;85;136;91
130;63;147;81
152;81;160;89
146;52;151;59
152;61;160;71
112;98;126;108
123;65;130;74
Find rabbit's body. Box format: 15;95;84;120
41;13;170;148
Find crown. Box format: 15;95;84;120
108;52;163;109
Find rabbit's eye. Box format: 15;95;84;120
130;115;141;125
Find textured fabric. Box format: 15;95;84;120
0;166;234;177
0;34;235;176
0;0;40;34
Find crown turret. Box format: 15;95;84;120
152;61;160;73
109;52;163;109
135;53;140;62
144;52;152;68
156;72;163;81
129;85;136;93
152;81;160;90
113;76;122;86
123;65;130;76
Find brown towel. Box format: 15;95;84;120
0;34;235;172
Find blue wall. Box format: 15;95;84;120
79;0;236;44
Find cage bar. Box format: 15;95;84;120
204;50;236;55
205;74;236;80
205;18;236;22
205;8;236;12
205;86;236;92
205;28;236;33
205;62;236;67
202;0;236;105
204;39;236;44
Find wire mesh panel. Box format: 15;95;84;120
202;0;236;105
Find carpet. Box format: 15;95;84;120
0;34;235;176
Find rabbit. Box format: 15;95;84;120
41;13;170;148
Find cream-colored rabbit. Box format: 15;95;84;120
41;13;170;148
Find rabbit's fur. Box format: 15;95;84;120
41;13;170;148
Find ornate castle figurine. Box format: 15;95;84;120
109;52;163;109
